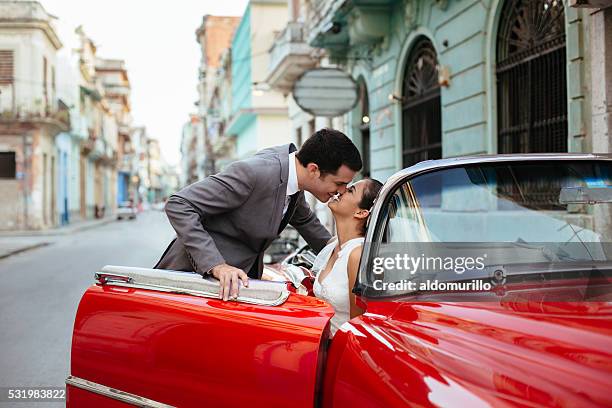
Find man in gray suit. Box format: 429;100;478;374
155;128;362;300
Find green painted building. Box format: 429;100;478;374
227;0;292;159
305;0;609;181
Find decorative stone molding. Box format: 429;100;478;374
404;0;419;30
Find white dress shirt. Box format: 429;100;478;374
283;152;299;215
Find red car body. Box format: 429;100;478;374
66;155;612;407
324;290;612;407
68;284;333;407
67;282;612;407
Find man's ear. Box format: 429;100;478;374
306;163;320;178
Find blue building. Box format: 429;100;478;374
227;0;291;158
303;0;610;181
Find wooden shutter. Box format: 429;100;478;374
0;50;14;85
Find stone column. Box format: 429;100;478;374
587;7;612;244
589;7;612;153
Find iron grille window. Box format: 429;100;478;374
496;0;567;154
402;37;442;168
0;152;16;179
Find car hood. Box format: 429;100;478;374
366;288;612;406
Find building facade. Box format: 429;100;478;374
146;138;163;203
207;47;238;171
75;27;118;219
54;42;84;226
265;0;341;151
184;0;612;236
227;0;292;159
196;15;240;176
95;58;133;205
0;0;70;230
131;126;150;208
180;114;203;186
302;0;612;181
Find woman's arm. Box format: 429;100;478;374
347;246;365;318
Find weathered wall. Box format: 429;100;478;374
256;114;291;151
0;133;24;230
0;29;59;114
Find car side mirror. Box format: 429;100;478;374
282;246;316;270
291;253;314;269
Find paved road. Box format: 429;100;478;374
0;211;175;407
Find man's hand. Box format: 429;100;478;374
210;264;249;301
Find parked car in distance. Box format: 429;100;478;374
116;201;136;220
67;154;612;408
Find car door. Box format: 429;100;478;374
67;266;335;408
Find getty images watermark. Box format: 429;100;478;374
371;253;493;292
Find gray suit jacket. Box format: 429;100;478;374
155;144;331;278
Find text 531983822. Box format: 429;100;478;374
1;387;66;402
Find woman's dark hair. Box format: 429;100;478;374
296;128;362;175
358;178;383;235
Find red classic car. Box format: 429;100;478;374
66;154;612;407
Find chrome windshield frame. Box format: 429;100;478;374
356;153;612;297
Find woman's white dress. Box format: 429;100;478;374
312;237;364;336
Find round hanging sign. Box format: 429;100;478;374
292;68;359;117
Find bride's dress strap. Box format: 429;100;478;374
312;237;364;274
311;238;337;273
338;237;365;257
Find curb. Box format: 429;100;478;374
0;217;117;238
0;242;50;260
58;217;117;235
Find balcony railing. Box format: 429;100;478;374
304;0;393;58
0;101;70;130
304;0;342;46
267;21;317;95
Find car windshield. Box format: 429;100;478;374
363;160;612;298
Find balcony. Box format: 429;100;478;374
0;100;70;134
305;0;350;57
266;22;317;95
305;0;396;58
81;133;116;164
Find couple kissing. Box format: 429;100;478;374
155;128;382;335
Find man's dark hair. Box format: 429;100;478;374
358;178;383;235
296;128;362;175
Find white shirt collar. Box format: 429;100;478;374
287;151;299;196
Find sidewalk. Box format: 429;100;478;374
0;215;117;260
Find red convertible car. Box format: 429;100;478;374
66;154;612;407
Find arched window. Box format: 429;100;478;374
358;81;371;177
496;0;567;153
402;37;442;168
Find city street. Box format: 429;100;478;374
0;211;175;404
0;0;610;406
